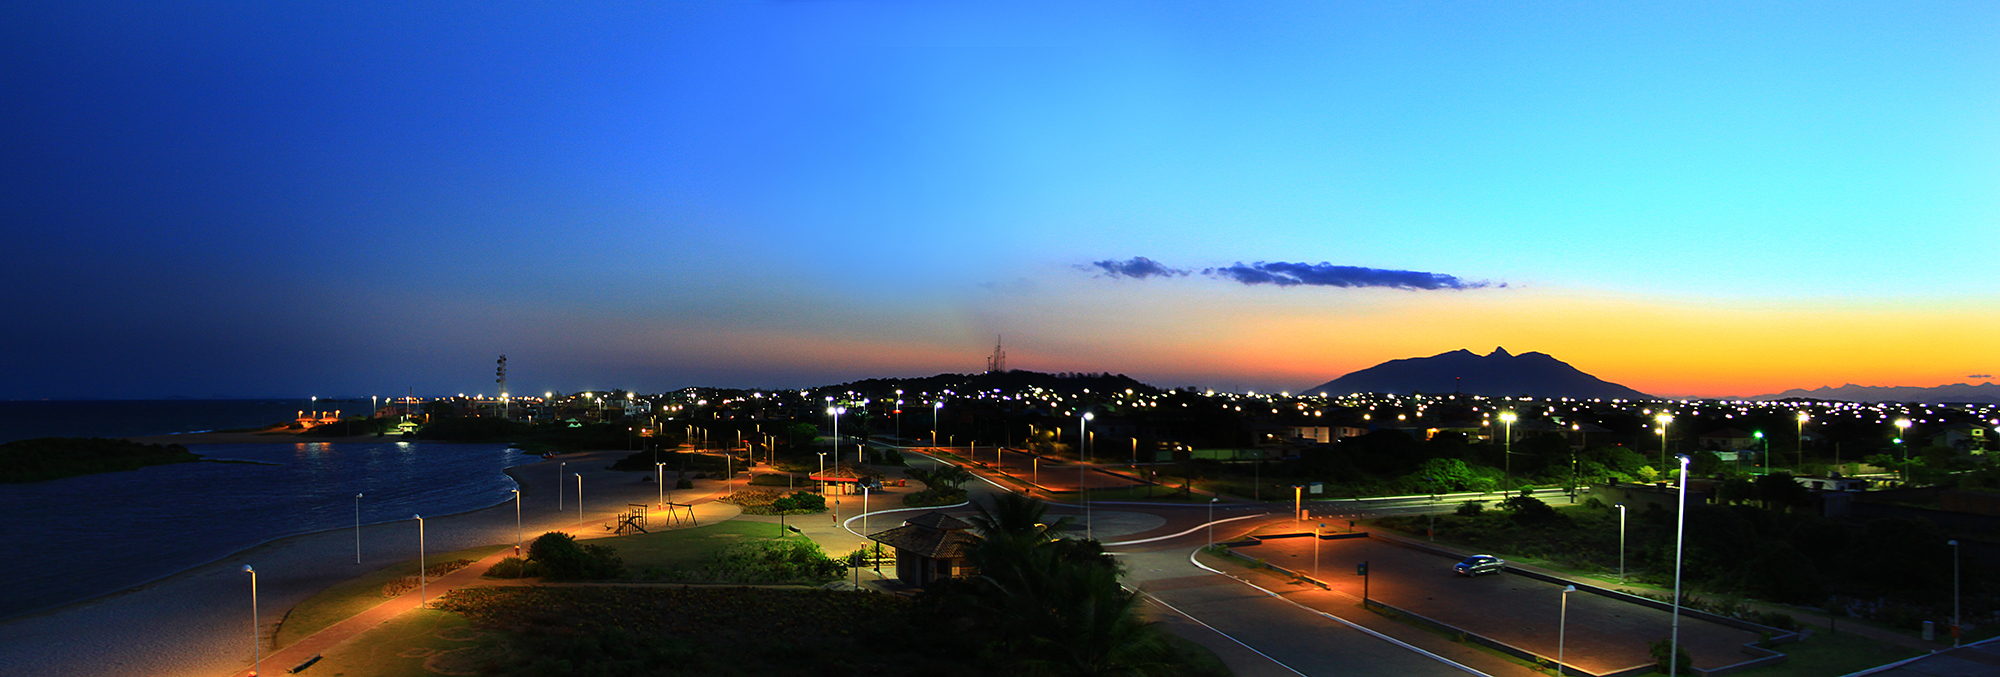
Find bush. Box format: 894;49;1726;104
676;477;694;489
528;532;624;580
485;556;546;579
903;487;968;507
1456;500;1485;517
1649;638;1693;674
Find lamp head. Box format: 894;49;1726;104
1675;453;1691;466
1084;412;1094;421
242;564;254;573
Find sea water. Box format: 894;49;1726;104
0;399;320;443
0;440;530;618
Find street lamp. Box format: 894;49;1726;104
1796;412;1809;469
511;489;522;555
933;400;943;448
1082;412;1094;540
575;473;584;533
1499;411;1517;475
1951;539;1961;647
1615;503;1627;583
1670;453;1691;677
413;514;427;608
895;390;903;442
1314;522;1324;579
558;461;566;510
243;564;259;677
1754;431;1767;475
1559;584;1577;675
656;462;665;509
1656;413;1674;471
1207;497;1218;547
817;452;827;495
354;493;364;565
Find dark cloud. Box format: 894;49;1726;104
1972;374;1994;379
1202;261;1496;290
1084;257;1190;279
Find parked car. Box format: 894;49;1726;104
1454;554;1505;577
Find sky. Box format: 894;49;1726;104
3;1;1996;400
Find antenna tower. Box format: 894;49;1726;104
986;336;1007;373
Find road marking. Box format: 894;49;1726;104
1102;513;1267;547
1139;592;1310;677
1188;548;1493;677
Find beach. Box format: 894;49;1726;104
0;440;722;677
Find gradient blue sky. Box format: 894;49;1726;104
4;1;1996;400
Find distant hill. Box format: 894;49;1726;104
1305;348;1652;400
1751;383;2000;404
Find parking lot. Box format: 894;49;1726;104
1232;533;1767;675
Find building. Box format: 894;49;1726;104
866;511;983;587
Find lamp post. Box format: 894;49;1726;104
575;473;584;533
243;564;259;677
413;514;426;608
817;452;827;495
656;462;665;509
1615;503;1627;583
558;461;566;510
1754;431;1767;475
933;400;943;449
1670;453;1691;677
1796;412;1809;469
1499;411;1517;475
1207;497;1218;547
1951;539;1961;647
1314;522;1324;579
353;493;363;565
1559;584;1577;675
1082;412;1094;540
895;390;903;442
511;489;522;555
1656;413;1674;471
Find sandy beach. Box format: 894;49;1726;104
0;442;731;677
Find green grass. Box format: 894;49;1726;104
307;608;506;677
1731;630;1923;677
274;544;506;647
598;520;791;574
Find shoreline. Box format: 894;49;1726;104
0;447;670;677
0;459;534;625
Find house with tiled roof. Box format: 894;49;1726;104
865;511;982;587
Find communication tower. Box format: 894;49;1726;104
986;336;1007;373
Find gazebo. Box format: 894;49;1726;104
866;511;982;587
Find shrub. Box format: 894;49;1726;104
1649;638;1693;674
485;556;546;579
676;477;694;489
1456;500;1485;517
528;532;624;580
903;487;967;507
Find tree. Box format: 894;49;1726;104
527;531;624;580
1753;472;1812;511
1411;458;1475;493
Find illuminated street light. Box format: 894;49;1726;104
1670;453;1691;677
1559;584;1578;675
353;493;363;565
1082;412;1095;540
574;473;583;533
243;565;259;677
413;514;427;608
1499;411;1517;475
511;489;522;555
1796;412;1810;469
1656;413;1674;471
558;461;566;510
1615;503;1627;583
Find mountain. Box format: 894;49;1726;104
1750;383;2000;405
1304;348;1652;400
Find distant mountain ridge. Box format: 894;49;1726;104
1305;348;1653;400
1751;382;2000;404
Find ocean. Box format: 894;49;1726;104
0;399;326;443
0;402;531;619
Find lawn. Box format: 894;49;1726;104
275;544;508;647
1732;630;1922;677
303;608;505;677
598;520;794;574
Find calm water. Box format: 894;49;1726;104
0;440;530;618
0;399;322;443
